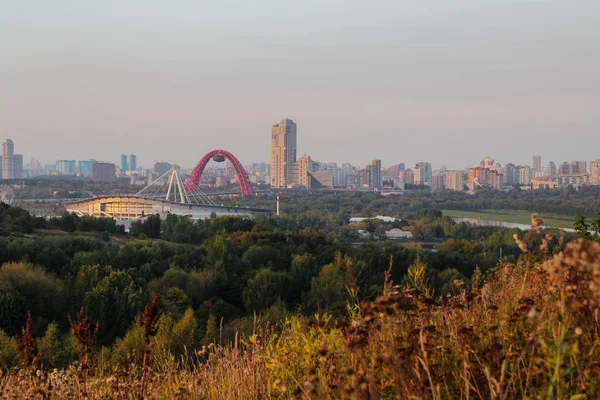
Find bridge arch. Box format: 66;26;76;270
185;150;255;196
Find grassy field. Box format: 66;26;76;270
441;209;576;229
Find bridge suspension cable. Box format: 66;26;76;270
135;166;217;206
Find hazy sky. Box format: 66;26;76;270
2;0;599;170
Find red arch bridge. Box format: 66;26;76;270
185;149;254;196
63;149;272;220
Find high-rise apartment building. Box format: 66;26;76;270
270;118;297;188
545;161;556;176
320;163;342;187
480;157;500;170
128;154;137;171
120;154;129;172
444;170;464;191
92;162;116;182
533;155;542;173
591;161;600;186
432;175;445;191
367;160;382;189
2;139;14;180
398;169;414;186
570;161;580;174
558;162;570;175
575;161;587;174
468;167;503;190
341;163;356;187
503;163;516;185
520;167;534;185
414;162;432;185
387;163;405;177
296;154;313;188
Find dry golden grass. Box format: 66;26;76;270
2;216;600;399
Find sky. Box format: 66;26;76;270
1;0;599;170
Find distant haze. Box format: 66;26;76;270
1;1;599;169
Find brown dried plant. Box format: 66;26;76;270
15;312;38;370
139;295;161;399
141;295;161;341
68;307;99;379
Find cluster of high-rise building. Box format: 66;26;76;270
4;125;600;194
465;155;599;191
120;154;137;175
1;139;24;180
269;119;384;190
266;119;600;192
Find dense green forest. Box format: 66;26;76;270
222;186;600;218
1;193;585;370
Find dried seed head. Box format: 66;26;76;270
15;312;37;368
141;295;161;339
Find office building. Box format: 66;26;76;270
92;162;116;182
270;118;297;188
56;160;77;175
120;154;129;172
78;160;96;176
128;154;137;171
14;155;23;179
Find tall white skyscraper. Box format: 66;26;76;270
270;118;297;188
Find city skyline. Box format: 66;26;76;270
3;133;600;192
2;1;599;169
6;133;600;175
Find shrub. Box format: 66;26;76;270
0;329;18;370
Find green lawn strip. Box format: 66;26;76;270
440;210;574;229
